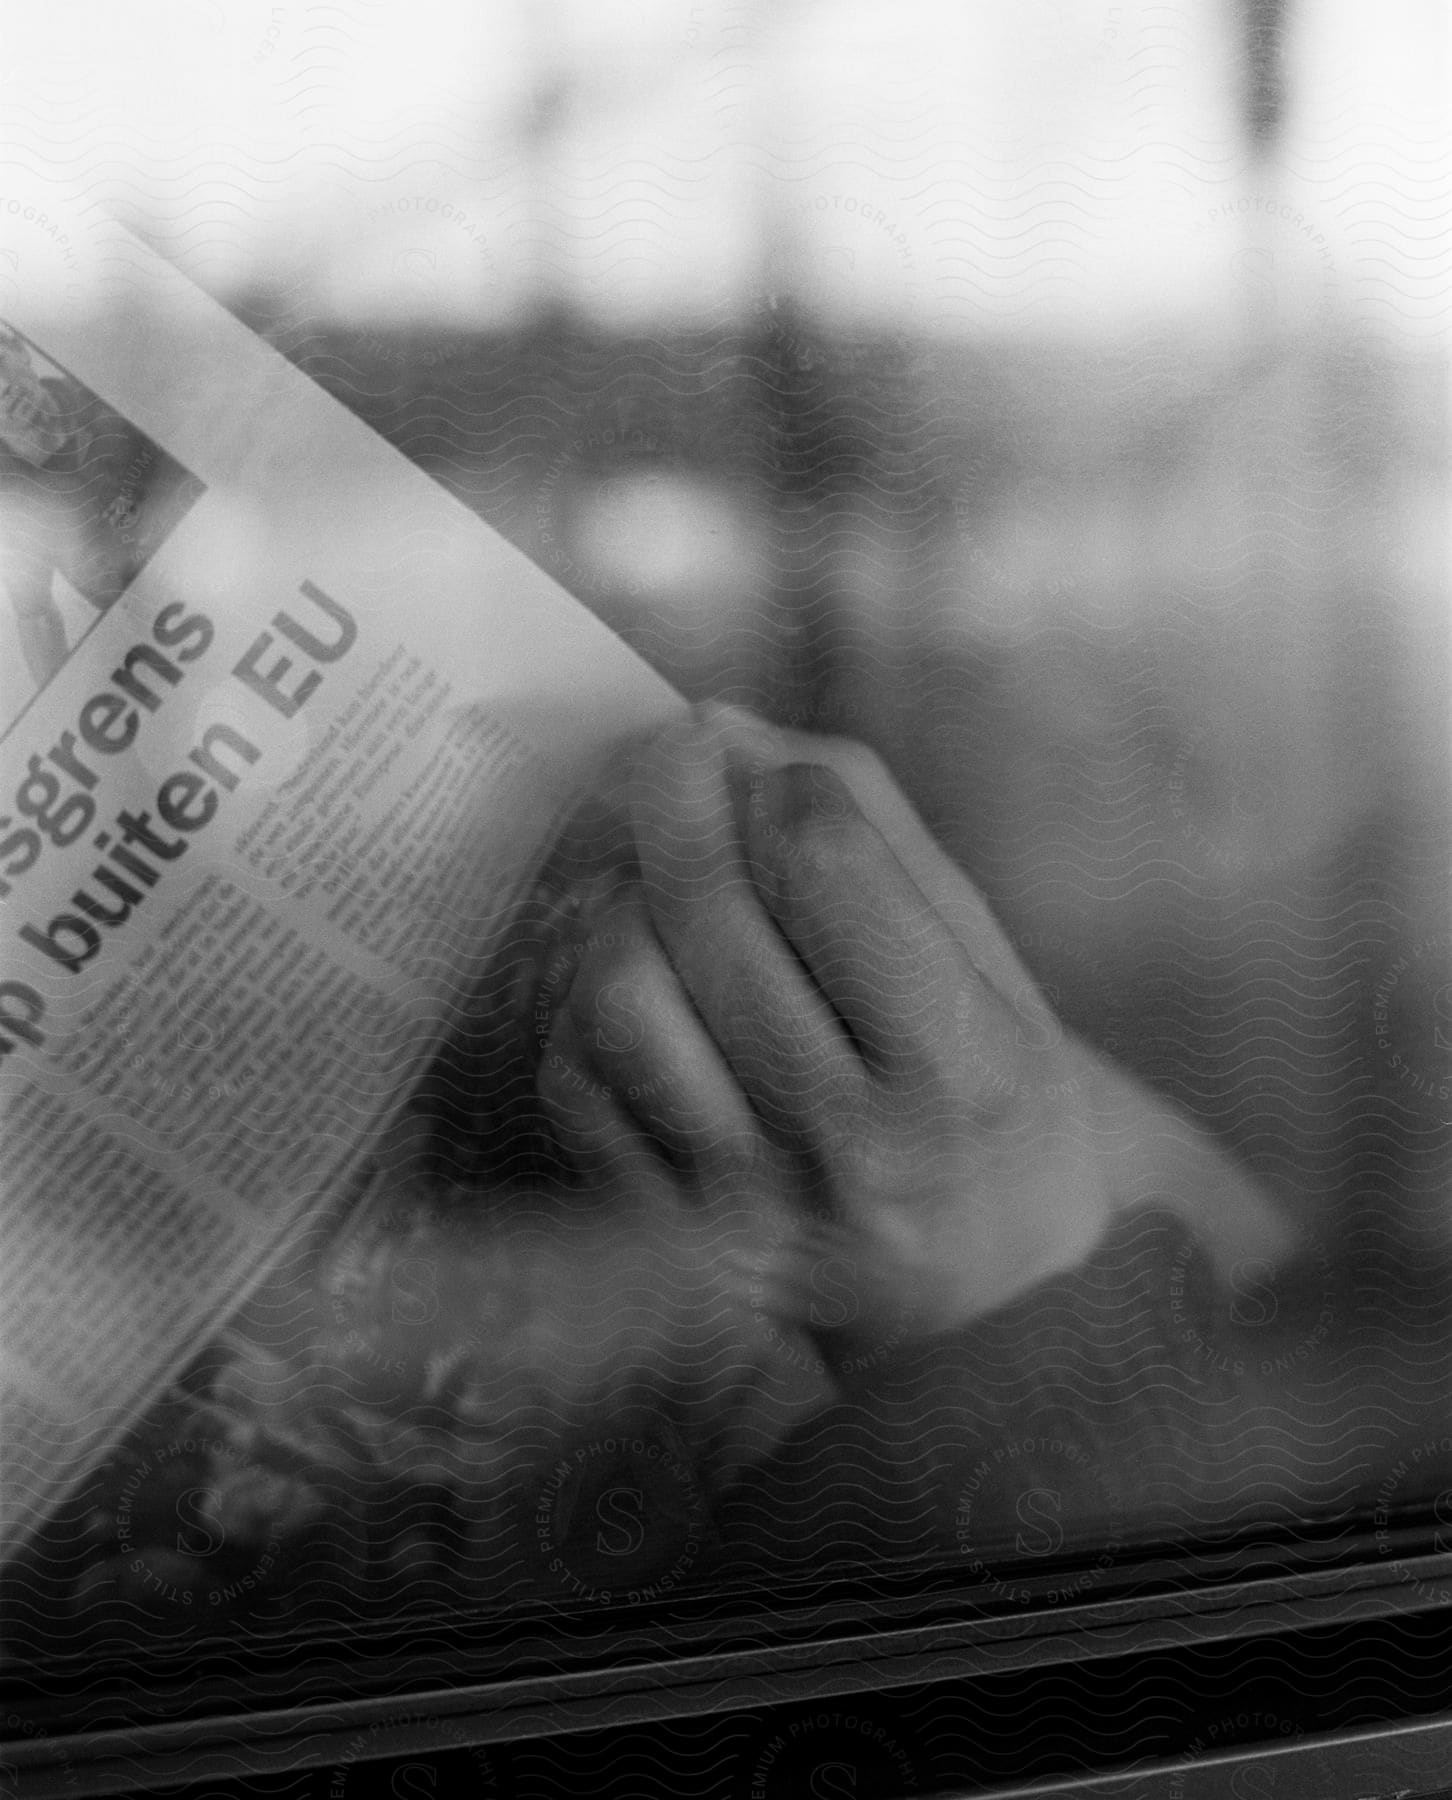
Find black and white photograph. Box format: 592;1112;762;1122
0;3;1448;1797
0;320;205;730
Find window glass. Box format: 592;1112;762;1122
2;0;1447;1679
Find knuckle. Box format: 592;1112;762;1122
835;1113;916;1198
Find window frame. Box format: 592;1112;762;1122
6;1526;1452;1798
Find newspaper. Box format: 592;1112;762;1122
0;199;685;1564
0;186;1304;1575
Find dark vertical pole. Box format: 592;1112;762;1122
1242;0;1290;155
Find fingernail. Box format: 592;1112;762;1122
747;762;856;835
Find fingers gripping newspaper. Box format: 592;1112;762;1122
0;189;1300;1573
0;200;686;1564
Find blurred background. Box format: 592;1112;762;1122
1;0;1447;1239
4;20;1452;1790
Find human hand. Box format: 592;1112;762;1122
537;704;1301;1382
537;706;1111;1376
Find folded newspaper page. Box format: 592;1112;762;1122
0;196;685;1565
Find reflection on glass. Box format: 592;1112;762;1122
2;0;1447;1695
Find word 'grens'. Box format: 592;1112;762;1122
2;582;356;1060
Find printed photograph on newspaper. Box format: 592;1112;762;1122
0;318;206;730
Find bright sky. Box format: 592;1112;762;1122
0;0;1445;338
